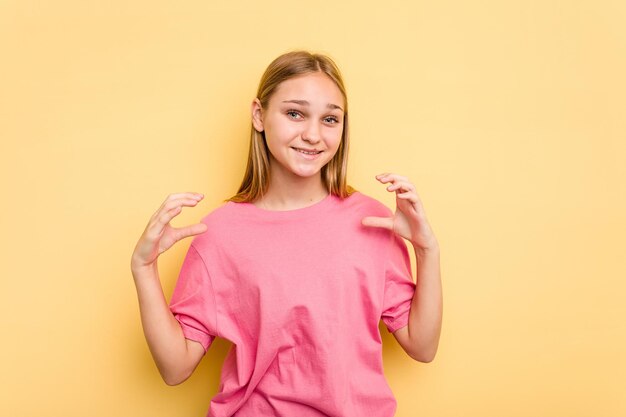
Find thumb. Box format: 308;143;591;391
361;216;394;230
176;222;208;240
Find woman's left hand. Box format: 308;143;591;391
362;173;438;251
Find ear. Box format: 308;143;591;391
251;98;264;132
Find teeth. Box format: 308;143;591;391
295;148;320;155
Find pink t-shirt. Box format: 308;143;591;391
169;191;416;417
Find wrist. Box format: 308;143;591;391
131;259;158;279
412;239;440;255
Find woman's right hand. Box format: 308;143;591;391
131;192;208;272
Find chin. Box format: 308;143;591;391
291;168;322;178
289;161;326;176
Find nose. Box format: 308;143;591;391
301;120;321;144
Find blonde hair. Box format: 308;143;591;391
226;50;356;203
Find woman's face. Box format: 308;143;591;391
252;72;345;180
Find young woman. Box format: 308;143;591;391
131;50;442;417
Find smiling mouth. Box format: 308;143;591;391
292;147;323;155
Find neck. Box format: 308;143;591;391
256;162;328;211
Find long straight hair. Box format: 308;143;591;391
227;50;356;203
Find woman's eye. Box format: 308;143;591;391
324;116;339;124
286;110;302;119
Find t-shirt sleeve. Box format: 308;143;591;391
381;233;417;333
169;243;218;353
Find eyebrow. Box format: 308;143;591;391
282;99;344;112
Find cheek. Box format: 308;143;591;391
263;128;292;157
325;128;343;148
265;121;299;143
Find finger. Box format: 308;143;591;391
151;197;201;221
386;180;415;193
397;191;426;212
375;173;391;182
376;173;410;184
361;216;394;230
161;192;204;209
396;191;420;205
156;205;182;227
173;222;208;240
151;199;198;235
153;192;204;217
161;197;202;213
396;190;417;200
376;172;409;181
167;191;204;200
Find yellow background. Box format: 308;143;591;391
1;1;624;416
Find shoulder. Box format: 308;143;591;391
189;200;240;249
339;191;398;246
199;200;237;224
340;190;393;217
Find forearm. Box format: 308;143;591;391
131;262;195;384
407;242;443;362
